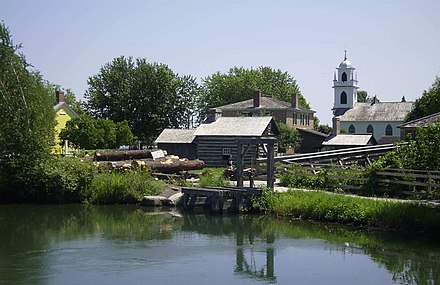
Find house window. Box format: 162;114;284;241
305;114;310;126
293;113;298;125
367;124;374;134
342;72;347;82
385;124;393;136
222;148;231;156
341;91;347;104
348;124;355;133
59;109;67;115
301;113;305;125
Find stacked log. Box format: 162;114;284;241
94;149;154;161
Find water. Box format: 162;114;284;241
0;205;439;285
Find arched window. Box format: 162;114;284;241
342;72;347;82
348;124;355;134
367;124;374;134
340;91;347;104
385;124;393;136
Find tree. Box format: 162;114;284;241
317;124;332;134
277;123;301;153
357;90;369;103
200;66;309;119
406;76;440;122
84;56;201;144
0;22;56;199
59;114;137;149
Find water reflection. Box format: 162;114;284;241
0;205;439;285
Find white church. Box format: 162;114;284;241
329;51;414;145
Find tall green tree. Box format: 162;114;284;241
357;90;369;103
406;76;440;122
277;123;301;153
200;66;309;119
84;56;201;143
0;22;56;199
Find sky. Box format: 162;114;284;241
1;0;440;125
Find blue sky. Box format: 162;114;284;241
2;0;440;124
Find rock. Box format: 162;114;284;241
140;196;167;206
165;193;184;206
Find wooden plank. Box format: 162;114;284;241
376;171;440;180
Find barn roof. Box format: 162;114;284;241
194;116;275;137
322;134;376;146
339;102;414;122
216;96;315;113
399;112;440;128
155;129;196;144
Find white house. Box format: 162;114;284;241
332;51;414;143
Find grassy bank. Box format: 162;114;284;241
253;189;440;235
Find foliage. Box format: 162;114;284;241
59;114;137;149
252;189;440;234
357;90;369;103
84;170;164;204
200;66;309;119
198;168;230;187
372;121;440;171
406;76;440;122
316;124;332;134
277;123;301;153
84;56;201;143
46;82;84;114
0;22;56;201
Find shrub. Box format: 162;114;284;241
198;168;230;187
85;170;164;204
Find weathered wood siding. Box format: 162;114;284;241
157;143;197;159
197;137;260;167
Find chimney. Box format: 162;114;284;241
205;108;222;123
253;90;261;108
291;93;298;109
56;90;65;103
332;117;340;135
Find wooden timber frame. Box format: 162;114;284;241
236;137;276;188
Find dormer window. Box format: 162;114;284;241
59;109;67;115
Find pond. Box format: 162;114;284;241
0;205;439;285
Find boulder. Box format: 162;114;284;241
140;196;167;206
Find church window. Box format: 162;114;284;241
341;91;347;104
342;72;347;82
385;124;393;136
367;124;374;134
348;124;355;133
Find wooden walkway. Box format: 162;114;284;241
181;187;261;214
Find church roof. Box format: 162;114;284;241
338;101;414;122
216;96;315;113
339;59;352;68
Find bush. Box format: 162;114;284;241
198;168;230;187
85;170;164;204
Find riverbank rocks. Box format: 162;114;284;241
140;196;167;206
165;192;184;206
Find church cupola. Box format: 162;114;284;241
332;50;359;115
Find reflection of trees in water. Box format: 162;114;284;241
1;206;439;285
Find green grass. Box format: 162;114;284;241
193;167;230;188
253;189;440;235
84;170;164;204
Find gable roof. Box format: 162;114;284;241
399;112;440;128
54;102;79;119
339;102;414;122
155;129;196;144
322;134;376;146
194;116;276;137
216;96;315;113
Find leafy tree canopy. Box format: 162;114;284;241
59;114;137;150
200;66;310;119
0;22;56;199
84;56;201;144
357;90;369;103
406;76;440;122
277;123;301;153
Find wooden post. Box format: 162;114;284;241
267;140;275;188
237;142;244;187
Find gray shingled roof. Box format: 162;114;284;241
194;116;274;136
155;129;196;144
217;96;315;113
339;102;414;122
322;134;375;146
399;112;440;128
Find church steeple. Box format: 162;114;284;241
332;51;359;115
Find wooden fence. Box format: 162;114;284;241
282;163;440;197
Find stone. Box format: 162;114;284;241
140;196;167;206
165;193;184;206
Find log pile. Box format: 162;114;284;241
95;150;204;173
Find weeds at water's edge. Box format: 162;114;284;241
252;188;440;235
